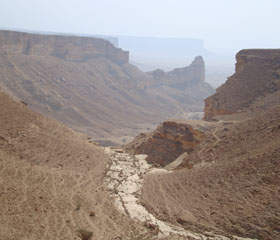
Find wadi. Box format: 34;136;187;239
0;30;279;240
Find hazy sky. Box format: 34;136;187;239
1;0;280;54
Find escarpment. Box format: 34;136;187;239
0;30;129;64
204;49;280;120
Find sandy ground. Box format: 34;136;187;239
0;90;155;240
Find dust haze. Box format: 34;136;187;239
0;1;280;240
1;0;280;87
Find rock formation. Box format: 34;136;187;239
204;49;280;120
147;56;205;88
143;56;214;108
125;120;215;166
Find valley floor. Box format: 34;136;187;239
104;147;257;240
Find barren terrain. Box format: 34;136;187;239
0;89;157;240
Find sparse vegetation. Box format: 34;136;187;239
77;229;93;240
75;201;82;211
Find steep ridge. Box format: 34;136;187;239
204;49;280;120
0;89;159;240
131;49;280;239
0;30;214;146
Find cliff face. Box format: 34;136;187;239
0;30;129;64
125;121;206;166
204;49;280;120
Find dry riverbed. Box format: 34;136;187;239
104;148;256;240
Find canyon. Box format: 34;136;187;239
0;30;213;146
0;30;279;240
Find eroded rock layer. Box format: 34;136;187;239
125;121;207;166
0;30;129;64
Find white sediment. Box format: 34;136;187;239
104;147;256;240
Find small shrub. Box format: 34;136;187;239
75;201;81;211
77;229;93;240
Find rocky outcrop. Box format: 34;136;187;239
141;56;214;109
0;30;129;64
147;56;205;88
125;121;205;166
204;49;280;120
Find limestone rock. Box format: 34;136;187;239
125;121;205;166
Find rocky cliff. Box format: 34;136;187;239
0;30;129;64
204;49;280;120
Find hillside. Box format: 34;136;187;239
0;30;213;146
0;88;161;240
126;49;280;239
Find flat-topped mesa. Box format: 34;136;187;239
204;49;280;120
236;49;280;71
147;56;205;88
0;30;129;64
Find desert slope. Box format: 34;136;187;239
0;89;156;240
